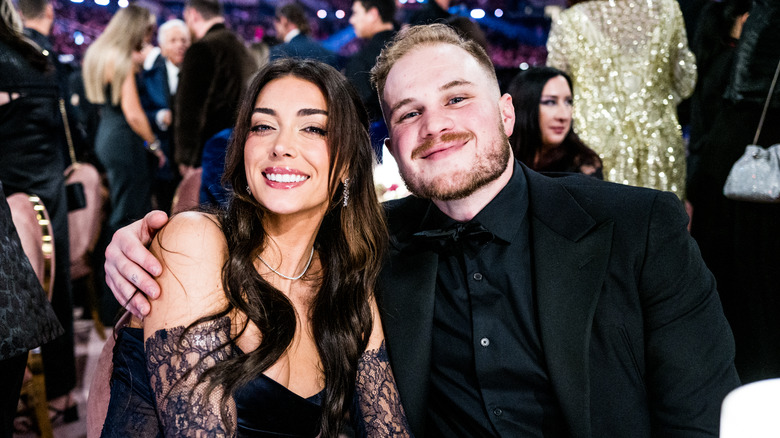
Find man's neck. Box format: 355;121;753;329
195;17;224;40
365;22;393;40
24;20;50;37
431;157;514;222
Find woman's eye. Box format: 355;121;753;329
250;124;272;133
303;126;327;136
565;98;574;106
541;99;556;106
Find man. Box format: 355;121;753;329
346;0;396;156
175;0;256;177
138;19;191;213
269;3;338;68
105;24;739;437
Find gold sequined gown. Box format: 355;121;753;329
546;0;696;200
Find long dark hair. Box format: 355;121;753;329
692;0;751;73
192;59;387;436
507;66;599;173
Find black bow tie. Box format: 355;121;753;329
412;221;494;249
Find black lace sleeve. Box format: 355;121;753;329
354;341;413;437
145;316;239;437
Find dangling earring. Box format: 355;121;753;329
246;185;252;195
342;178;350;207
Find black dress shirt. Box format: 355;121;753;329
419;163;567;437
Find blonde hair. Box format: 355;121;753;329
370;23;497;101
83;5;153;105
1;0;23;34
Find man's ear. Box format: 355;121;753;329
368;6;380;22
383;137;396;158
45;4;54;21
499;93;516;138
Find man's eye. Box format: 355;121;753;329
448;97;465;104
400;111;420;121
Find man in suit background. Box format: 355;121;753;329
138;19;190;213
269;2;338;68
104;24;739;437
346;0;396;158
175;0;256;178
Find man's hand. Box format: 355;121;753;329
104;210;169;318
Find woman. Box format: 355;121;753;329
507;66;602;177
83;5;165;235
100;59;411;437
0;0;77;424
547;0;696;199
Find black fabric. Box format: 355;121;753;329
418;165;566;437
234;371;323;437
0;182;62;360
102;327;325;437
101;328;163;438
269;34;339;68
723;0;780;107
378;162;740;437
174;23;255;168
0;353;27;438
0;39;75;399
406;2;450;25
95;84;156;233
345;30;395;123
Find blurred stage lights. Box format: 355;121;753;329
495;9;503;17
470;8;485;19
335;9;345;19
317;9;327;19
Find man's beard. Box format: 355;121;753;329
399;124;511;202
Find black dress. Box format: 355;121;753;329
94;84;156;234
102;327;324;437
101;314;412;437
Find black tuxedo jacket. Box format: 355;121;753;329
377;165;739;437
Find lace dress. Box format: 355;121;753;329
547;0;696;200
101;317;411;437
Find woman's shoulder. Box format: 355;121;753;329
146;212;228;330
155;211;223;249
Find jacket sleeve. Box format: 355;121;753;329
639;192;739;436
174;42;216;168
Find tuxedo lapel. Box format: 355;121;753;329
526;169;613;438
378;197;440;436
378;246;437;436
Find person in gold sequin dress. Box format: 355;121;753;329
546;0;696;200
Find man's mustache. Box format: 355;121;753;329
411;132;474;160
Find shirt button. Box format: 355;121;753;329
473;272;483;281
493;408;503;416
480;337;490;347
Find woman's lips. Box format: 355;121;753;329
262;168;310;188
